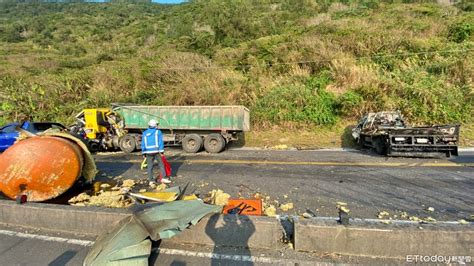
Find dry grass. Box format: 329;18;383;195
245;122;474;148
245;121;357;148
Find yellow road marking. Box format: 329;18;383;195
111;159;474;167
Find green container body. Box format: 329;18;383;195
113;105;250;132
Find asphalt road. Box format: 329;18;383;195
95;149;474;221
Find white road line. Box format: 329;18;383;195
0;229;308;264
0;229;93;246
154;247;293;264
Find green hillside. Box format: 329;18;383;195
0;0;473;146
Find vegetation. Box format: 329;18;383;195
0;0;473;145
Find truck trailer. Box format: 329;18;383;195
71;104;250;153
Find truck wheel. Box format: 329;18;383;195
119;135;136;153
204;134;226;153
373;138;387;155
88;141;100;153
182;134;203;153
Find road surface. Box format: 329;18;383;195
95;149;474;221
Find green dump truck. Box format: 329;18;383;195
113;104;250;153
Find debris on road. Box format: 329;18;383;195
377;211;390;219
423;217;437;223
69;191;132;208
427;207;435;212
155;183;167;191
280;202;294;212
68;193;91;206
122;179;136;188
264;204;277;217
336;202;350;213
302;209;317;218
207;189;230;206
131;191;178;202
458;219;468;225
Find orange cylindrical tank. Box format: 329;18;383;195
0;136;84;202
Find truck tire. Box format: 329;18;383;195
204;134;226;153
373;137;387;155
119;135;136;153
182;134;203;153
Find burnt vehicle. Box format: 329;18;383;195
352;111;460;157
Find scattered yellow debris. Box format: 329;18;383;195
100;183;111;189
69;191;132;208
264;205;277;217
336;202;349;213
423;217;436;223
377;211;390;219
400;212;409;219
339;206;350;213
381;220;391;224
139;191;178;202
68;193;91;204
427;207;435;212
90;191;131;208
283;195;288;199
253;193;261;199
280;203;294;212
183;194;199;201
198;182;209;188
409;216;421;222
155;183;167;191
93;182;102;194
139;189;147;193
122;179;135;188
209;189;230;206
458;219;468;225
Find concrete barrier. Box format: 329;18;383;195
169;214;283;249
0;200;130;236
3;200;471;256
294;218;473;258
0;200;283;249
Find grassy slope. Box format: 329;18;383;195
0;1;473;147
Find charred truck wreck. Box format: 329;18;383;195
352;111;460;157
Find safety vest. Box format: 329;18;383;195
141;128;164;154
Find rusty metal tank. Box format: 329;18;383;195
0;135;87;202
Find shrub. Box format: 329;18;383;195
337;91;364;117
448;22;473;43
254;74;338;126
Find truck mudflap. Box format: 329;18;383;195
387;125;460;156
